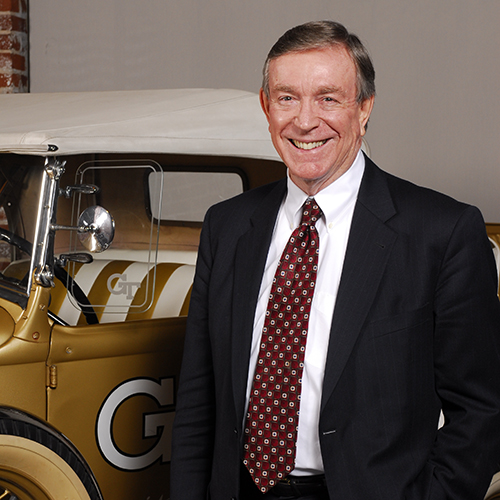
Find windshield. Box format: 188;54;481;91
0;155;43;306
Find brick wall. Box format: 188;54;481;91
0;0;28;93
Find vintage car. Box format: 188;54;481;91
0;88;285;500
0;89;498;500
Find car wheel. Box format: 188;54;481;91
0;409;102;500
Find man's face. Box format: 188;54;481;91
260;46;374;195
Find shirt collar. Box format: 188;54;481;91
284;150;365;231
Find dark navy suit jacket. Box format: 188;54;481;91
171;156;500;500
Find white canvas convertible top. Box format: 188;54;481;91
0;88;281;160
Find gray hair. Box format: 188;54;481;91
262;21;375;103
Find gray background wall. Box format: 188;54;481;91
29;1;500;222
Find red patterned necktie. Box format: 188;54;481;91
243;198;322;493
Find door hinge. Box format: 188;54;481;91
47;365;57;389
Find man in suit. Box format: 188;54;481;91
171;21;500;500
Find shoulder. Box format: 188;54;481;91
364;156;475;222
361;157;488;250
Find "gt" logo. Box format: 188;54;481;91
107;273;141;299
96;378;175;471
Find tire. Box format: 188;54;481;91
0;408;103;500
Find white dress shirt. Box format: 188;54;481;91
245;151;365;475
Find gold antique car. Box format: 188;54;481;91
0;89;499;500
0;88;285;500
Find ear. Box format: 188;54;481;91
259;88;271;124
359;95;375;136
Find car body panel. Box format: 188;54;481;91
47;318;185;499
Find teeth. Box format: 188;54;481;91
291;139;327;150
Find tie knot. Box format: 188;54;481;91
300;198;322;227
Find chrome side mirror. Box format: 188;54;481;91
77;206;115;253
51;205;115;253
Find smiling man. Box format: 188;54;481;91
261;44;373;195
171;21;500;500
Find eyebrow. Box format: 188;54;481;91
272;85;296;94
272;85;347;97
317;86;346;97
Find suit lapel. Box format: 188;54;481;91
321;158;398;410
231;179;287;426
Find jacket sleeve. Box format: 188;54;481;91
415;206;500;500
170;208;216;500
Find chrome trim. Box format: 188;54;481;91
31;157;66;288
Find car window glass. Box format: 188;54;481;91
58;160;164;321
148;171;244;223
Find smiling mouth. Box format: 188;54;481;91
290;139;328;150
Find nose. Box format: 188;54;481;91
293;99;320;132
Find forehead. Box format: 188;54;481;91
267;46;358;96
